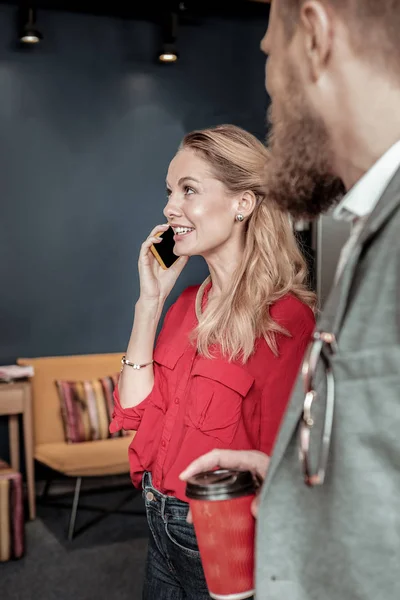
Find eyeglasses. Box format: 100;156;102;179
299;331;337;487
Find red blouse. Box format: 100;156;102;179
110;284;315;502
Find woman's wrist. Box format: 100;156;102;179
125;299;162;365
135;296;165;319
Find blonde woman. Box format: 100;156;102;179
110;125;315;600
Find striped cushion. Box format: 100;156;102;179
56;374;127;444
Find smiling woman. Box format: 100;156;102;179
110;124;316;600
177;126;316;361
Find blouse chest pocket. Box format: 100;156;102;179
184;357;254;445
150;342;187;413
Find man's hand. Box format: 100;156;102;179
180;449;270;520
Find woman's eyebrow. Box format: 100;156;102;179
178;176;201;185
166;176;201;188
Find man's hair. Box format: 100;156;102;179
278;0;400;76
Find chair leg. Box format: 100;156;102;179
67;477;82;541
41;477;53;501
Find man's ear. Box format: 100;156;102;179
300;0;333;81
237;191;257;219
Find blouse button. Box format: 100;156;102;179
174;398;179;405
161;440;166;448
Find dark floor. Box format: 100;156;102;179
1;479;149;600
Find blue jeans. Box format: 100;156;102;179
142;472;211;600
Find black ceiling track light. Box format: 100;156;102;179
158;10;179;63
18;6;43;45
6;0;268;23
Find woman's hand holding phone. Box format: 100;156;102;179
120;223;186;411
138;224;188;305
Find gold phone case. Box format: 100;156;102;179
150;231;169;270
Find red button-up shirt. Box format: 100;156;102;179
110;284;315;502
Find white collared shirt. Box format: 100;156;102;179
333;140;400;282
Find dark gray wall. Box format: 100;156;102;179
0;4;269;465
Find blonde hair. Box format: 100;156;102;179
180;124;316;363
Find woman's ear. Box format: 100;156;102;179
237;191;257;219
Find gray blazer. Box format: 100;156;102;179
256;167;400;600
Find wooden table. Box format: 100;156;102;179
0;381;35;520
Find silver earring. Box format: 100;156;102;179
236;214;244;222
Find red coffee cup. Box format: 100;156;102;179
186;469;256;600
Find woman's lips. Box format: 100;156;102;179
173;229;195;242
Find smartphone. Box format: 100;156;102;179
150;226;180;270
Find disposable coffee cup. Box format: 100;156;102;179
186;469;256;600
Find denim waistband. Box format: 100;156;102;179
142;472;189;520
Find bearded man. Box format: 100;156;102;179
181;1;400;598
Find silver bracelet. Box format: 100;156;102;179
121;356;154;370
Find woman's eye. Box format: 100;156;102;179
166;189;172;197
184;186;195;195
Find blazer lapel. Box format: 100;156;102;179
359;168;400;243
263;167;400;489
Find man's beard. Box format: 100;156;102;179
265;68;346;220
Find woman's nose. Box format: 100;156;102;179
163;197;183;221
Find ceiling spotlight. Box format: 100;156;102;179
158;12;179;64
19;7;42;45
159;45;178;63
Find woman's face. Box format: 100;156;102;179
164;148;240;258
